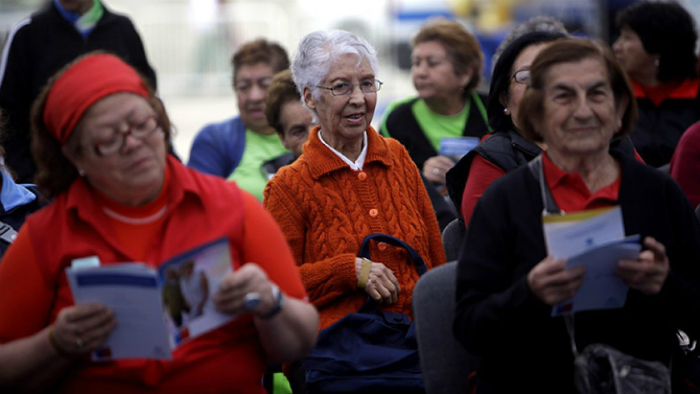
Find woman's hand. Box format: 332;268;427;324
422;155;455;184
615;236;669;295
527;256;586;306
51;303;116;356
213;263;279;317
355;258;401;304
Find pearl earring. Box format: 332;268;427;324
503;108;509;115
77;168;85;176
654;59;660;67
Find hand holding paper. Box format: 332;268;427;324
527;256;587;306
616;236;669;295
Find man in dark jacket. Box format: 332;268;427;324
0;0;157;183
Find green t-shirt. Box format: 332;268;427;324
227;129;289;201
380;92;490;152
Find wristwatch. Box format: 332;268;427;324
260;283;283;320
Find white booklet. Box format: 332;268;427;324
541;207;642;316
66;237;235;361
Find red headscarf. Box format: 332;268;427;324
43;54;150;145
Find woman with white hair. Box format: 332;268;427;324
264;29;445;335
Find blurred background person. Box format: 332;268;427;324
613;0;700;168
264;29;446;387
0;109;45;258
188;39;291;201
262;69;314;178
0;0;157;183
454;38;700;393
0;53;317;393
381;18;489;189
490;15;567;72
447;30;568;226
670;121;700;209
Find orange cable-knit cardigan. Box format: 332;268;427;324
264;126;446;330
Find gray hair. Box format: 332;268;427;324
491;16;568;71
291;30;379;106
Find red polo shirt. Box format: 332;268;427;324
542;153;621;212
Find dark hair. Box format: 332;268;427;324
232;39;290;86
264;69;300;135
488;31;568;132
30;52;172;199
412;18;483;97
616;1;698;81
517;38;637;142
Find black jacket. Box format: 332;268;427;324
632;89;700;168
454;150;700;393
0;2;157;182
445;130;637;219
384;94;489;170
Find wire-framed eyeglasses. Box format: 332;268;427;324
511;70;531;85
316;79;383;96
89;115;160;157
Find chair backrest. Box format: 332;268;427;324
413;262;479;394
442;218;465;262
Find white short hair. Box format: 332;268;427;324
291;30;379;105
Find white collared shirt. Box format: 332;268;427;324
318;129;368;171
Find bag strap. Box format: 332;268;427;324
527;155;562;215
527;156;579;356
358;234;428;276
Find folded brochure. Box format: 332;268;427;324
66;237;234;361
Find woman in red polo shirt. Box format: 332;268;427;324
0;53;318;393
454;39;700;393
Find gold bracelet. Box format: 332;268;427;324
48;325;71;358
357;258;372;289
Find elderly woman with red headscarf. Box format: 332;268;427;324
0;53;318;393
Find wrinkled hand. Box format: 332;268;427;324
52;303;116;356
213;263;278;317
355;258;400;304
615;236;669;295
422;155;455;185
527;256;587;306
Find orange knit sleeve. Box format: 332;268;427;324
263;176;358;308
240;191;307;300
0;223;54;342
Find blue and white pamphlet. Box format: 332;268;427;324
66;237;235;361
542;207;642;316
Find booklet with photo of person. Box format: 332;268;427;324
65;237;235;361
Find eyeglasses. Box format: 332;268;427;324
90;115;160;156
316;79;383;96
511;69;531;84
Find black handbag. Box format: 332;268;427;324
301;234;427;393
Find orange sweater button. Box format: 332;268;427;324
377;242;387;251
358;172;367;180
369;209;378;217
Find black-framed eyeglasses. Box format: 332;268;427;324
316;79;383;96
511;69;531;84
89;115;160;156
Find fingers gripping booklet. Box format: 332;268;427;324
66;238;235;361
542;207;642;317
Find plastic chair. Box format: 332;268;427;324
441;218;465;262
413;262;479;394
